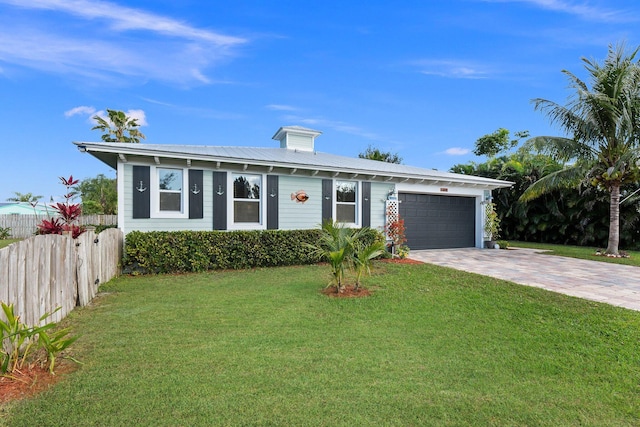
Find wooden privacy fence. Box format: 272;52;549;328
0;228;123;326
0;214;117;239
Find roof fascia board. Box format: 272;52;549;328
75;142;513;188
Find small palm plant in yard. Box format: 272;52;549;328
307;220;384;293
353;239;386;290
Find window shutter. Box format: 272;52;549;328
189;169;203;219
212;171;227;230
362;181;371;228
322;179;333;223
267;175;279;229
132;165;150;219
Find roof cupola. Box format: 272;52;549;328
272;126;322;152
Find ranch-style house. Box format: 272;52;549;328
75;126;511;249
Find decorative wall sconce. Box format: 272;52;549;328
216;185;225;196
387;187;397;201
269;188;277;198
136;181;147;192
191;184;200;195
480;195;493;205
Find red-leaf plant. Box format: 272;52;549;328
384;206;407;256
37;175;86;238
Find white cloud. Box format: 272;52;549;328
0;0;247;86
414;60;490;79
64;105;96;118
283;115;384;141
481;0;635;22
125;109;147;126
0;0;244;44
444;147;471;155
265;104;299;112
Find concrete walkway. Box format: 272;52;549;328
409;247;640;312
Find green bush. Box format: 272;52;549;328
123;228;385;274
92;224;118;234
496;240;510;249
0;227;10;239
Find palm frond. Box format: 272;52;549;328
519;166;587;202
525;136;596;163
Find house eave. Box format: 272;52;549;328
73;141;513;189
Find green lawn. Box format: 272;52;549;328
3;263;640;426
512;241;640;267
0;239;20;249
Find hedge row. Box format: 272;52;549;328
123;228;384;274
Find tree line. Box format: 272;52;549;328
451;44;640;252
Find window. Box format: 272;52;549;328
149;166;188;218
233;173;261;223
336;181;357;223
158;168;183;212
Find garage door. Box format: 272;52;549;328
399;193;476;249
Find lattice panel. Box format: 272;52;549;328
385;199;399;229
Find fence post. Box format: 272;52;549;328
1;229;122;325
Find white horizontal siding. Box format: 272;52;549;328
278;176;322;230
285;134;314;152
371;182;394;231
122;164;213;234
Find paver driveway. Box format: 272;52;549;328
409;247;640;311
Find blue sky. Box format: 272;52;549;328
1;0;639;202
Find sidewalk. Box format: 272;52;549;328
409;247;640;311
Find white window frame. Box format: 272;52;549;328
150;166;189;219
335;180;359;227
228;172;266;230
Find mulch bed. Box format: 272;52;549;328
0;362;74;404
321;258;423;298
322;285;372;298
1;366;52;403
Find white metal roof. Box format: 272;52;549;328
74;141;513;189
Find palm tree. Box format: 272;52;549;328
7;192;42;203
521;43;640;255
92;109;146;143
307;220;359;291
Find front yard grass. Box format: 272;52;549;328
513;241;640;267
3;262;640;426
0;239;20;249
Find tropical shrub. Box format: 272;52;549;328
89;224;118;234
353;238;386;290
307;221;386;292
496;240;510;250
0;302;77;374
484;201;500;241
37;175;86;238
452;148;640;249
37;324;79;374
307;221;358;290
384;207;409;257
0;227;10;239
